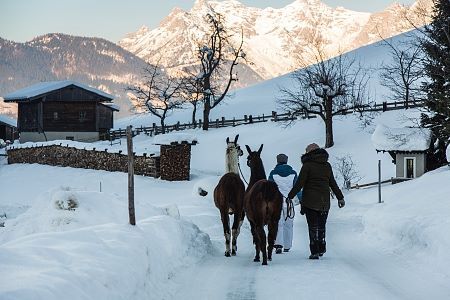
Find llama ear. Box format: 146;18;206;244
234;134;239;144
226;137;230;144
245;145;251;154
257;144;263;155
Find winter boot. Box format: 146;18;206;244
309;253;320;259
275;244;282;254
283;248;290;252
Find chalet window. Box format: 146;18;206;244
79;111;87;122
53;112;59;120
404;157;416;178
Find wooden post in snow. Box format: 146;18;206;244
127;126;136;225
378;160;382;204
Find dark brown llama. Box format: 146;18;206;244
214;173;245;257
244;144;283;265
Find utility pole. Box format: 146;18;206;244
127;126;136;225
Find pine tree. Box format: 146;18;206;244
421;0;450;166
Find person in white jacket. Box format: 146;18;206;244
268;154;302;254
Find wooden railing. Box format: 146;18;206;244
109;100;425;142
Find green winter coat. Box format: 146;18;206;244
288;148;344;212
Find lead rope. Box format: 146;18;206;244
237;161;249;186
284;196;295;221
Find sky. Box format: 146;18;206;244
0;0;417;43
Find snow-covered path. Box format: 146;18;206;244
173;193;450;300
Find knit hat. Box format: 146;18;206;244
305;143;320;153
276;153;288;164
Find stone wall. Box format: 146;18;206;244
160;143;191;181
7;145;160;178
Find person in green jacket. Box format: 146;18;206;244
287;143;345;259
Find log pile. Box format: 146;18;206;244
7;145;160;178
160;142;191;181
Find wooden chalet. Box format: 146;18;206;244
0;114;18;142
3;81;119;143
372;124;432;179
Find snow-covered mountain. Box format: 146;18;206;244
0;34;152;116
119;0;433;81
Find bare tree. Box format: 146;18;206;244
333;155;362;189
195;10;246;130
181;74;203;125
379;33;425;106
126;62;185;134
278;40;370;148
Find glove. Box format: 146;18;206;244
300;204;305;215
338;198;345;208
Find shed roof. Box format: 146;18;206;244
371;124;432;152
0;114;17;127
3;80;114;102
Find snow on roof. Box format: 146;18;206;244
0;114;17;127
100;102;120;111
152;133;198;145
3;80;114;101
371;124;432;152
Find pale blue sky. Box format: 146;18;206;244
0;0;416;43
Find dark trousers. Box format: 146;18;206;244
303;206;329;255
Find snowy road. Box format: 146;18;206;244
173;195;450;300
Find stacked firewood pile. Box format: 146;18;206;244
160;142;191;181
7;145;160;178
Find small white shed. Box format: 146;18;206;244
372;124;432;179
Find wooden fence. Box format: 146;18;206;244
110;100;425;142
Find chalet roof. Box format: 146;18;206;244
3;80;114;102
0;114;17;127
100;102;120;112
371;124;432;152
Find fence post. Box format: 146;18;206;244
382;101;387;112
244;115;248;122
221;117;225;127
378;160;382;204
272;111;277;121
233;117;236;127
249;115;253;123
216;119;219;128
127;126;136;225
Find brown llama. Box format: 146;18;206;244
214;173;245;257
244;144;283;265
213;135;245;257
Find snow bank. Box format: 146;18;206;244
360;167;450;272
0;187;212;299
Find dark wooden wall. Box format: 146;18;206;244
97;104;113;130
18;102;39;132
44;86;108;102
43;102;96;132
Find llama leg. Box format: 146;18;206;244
249;221;260;262
257;226;268;265
231;213;243;256
267;220;279;262
221;211;231;257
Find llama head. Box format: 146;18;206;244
245;144;263;167
226;134;243;157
